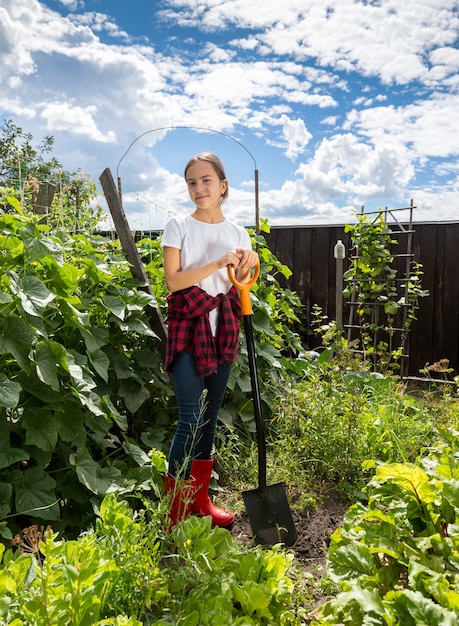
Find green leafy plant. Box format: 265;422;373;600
0;208;169;539
0;493;305;625
319;427;459;624
343;211;428;374
0;119;105;234
268;367;457;500
309;304;368;373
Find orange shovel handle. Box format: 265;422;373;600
227;261;260;315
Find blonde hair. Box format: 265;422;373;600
184;152;229;200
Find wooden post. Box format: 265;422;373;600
32;182;56;224
255;169;259;234
99;168;168;361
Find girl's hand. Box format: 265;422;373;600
217;249;258;270
235;248;259;270
216;250;246;269
233;248;259;283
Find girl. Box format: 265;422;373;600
161;152;259;527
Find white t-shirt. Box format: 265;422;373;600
161;214;252;333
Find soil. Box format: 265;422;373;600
227;488;349;617
230;488;349;574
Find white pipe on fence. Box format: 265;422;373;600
334;240;346;329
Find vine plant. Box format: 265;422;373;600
343;211;428;375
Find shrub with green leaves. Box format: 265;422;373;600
343;210;428;375
0;208;169;539
1;119;105;234
320;427;459;624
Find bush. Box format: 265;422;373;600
0;209;170;539
264;364;458;502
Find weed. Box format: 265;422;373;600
267;366;458;498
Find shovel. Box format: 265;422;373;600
228;263;297;547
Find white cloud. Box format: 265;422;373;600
0;5;36;79
0;0;458;229
70;12;131;41
57;0;82;8
303;135;408;196
279;115;312;160
40;102;116;142
345;94;459;159
163;0;459;87
429;45;459;69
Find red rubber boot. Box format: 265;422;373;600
190;459;234;527
165;473;195;528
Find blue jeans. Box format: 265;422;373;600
168;351;232;479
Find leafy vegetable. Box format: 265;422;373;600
321;427;459;624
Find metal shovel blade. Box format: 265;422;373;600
242;482;297;547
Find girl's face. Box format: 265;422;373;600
185;160;227;212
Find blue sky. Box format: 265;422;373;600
1;0;458;230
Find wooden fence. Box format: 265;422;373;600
105;218;458;379
263;221;459;378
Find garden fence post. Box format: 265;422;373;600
334;240;346;329
99;167;168;361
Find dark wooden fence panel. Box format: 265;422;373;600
294;228;313;303
410;224;435;373
435;225;446;359
412;223;459;375
264;222;459;378
441;225;459;367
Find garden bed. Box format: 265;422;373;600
231;487;348;572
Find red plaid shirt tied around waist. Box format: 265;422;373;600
165;285;242;377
